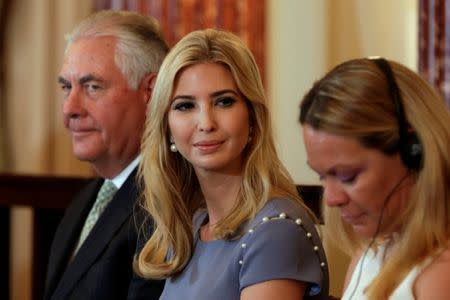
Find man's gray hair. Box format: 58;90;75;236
66;10;169;89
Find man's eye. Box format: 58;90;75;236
173;102;195;111
86;84;101;92
216;97;235;107
60;84;71;92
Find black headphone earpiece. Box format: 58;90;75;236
368;57;423;171
401;128;422;171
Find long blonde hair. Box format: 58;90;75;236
300;58;450;299
137;29;307;279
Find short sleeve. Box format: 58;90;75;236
238;217;325;296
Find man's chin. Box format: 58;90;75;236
73;149;101;163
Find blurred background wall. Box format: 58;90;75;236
2;0;419;299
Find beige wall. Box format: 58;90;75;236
328;1;418;68
5;0;417;299
5;0;93;176
268;0;329;186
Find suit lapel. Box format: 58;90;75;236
51;170;139;299
45;179;102;299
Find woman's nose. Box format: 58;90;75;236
197;107;216;132
322;180;348;207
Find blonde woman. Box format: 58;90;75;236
300;57;450;299
137;29;328;299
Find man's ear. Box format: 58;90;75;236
140;72;157;104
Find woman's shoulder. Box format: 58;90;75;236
414;246;450;299
250;197;316;228
244;197;324;258
240;197;329;297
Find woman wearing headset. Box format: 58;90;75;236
299;58;450;299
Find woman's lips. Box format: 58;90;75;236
194;140;224;153
341;212;365;224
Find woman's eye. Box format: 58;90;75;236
338;173;357;184
173;102;195;111
216;96;235;107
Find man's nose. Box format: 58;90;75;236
63;88;86;119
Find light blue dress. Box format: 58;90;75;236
160;197;329;299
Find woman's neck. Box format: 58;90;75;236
196;170;242;226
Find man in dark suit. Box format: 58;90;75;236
44;10;169;300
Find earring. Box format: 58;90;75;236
169;136;178;152
248;126;253;144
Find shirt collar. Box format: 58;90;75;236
109;155;141;189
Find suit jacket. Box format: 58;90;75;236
44;169;164;300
